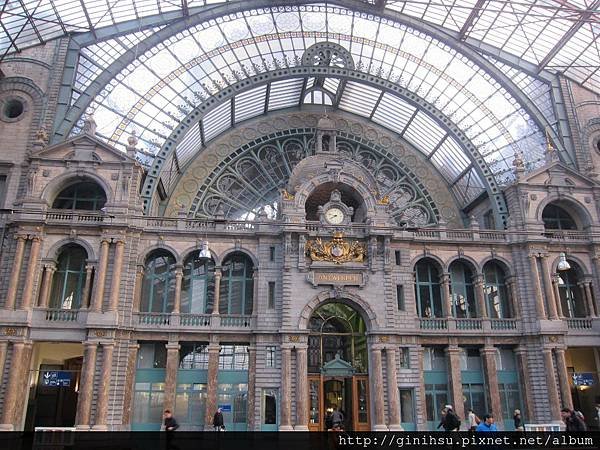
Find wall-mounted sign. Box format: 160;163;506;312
41;371;71;387
572;372;595;387
307;271;365;287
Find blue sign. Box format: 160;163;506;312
41;371;71;387
218;404;232;413
572;372;595;387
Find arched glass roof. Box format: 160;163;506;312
60;5;563;204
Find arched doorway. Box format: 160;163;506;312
307;302;369;431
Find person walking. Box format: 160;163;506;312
163;409;179;448
513;409;524;431
475;414;498;432
331;407;344;430
213;407;225;431
438;405;461;431
561;408;587;431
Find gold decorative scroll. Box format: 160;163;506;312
305;232;366;264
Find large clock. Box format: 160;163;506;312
325;207;345;225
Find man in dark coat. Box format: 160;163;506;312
561;408;587;431
163;409;179;448
213;408;225;431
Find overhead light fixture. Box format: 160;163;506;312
557;253;571;271
199;240;211;259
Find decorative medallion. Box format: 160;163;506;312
288;335;300;343
305;232;366;264
378;336;390;343
4;327;17;336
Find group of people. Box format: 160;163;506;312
437;405;524;432
162;408;226;434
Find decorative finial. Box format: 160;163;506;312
82;115;97;136
126;129;138;158
512;152;525;180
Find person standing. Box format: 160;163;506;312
213;407;225;431
475;414;498;432
513;409;523;431
163;409;179;447
467;408;479;431
331;407;344;430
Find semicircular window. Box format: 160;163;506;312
53;182;107;211
191;129;438;226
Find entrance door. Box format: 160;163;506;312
352;375;370;431
308;375;322;431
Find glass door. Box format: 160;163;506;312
308;375;322;431
353;376;370;431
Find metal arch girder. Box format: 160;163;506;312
138;66;508;225
51;0;571;167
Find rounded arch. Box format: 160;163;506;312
481;257;513;277
446;256;480;274
411;255;445;273
298;290;379;331
218;248;259;268
536;195;593;230
138;244;180;265
180;245;220;266
45;238;95;262
42;170;113;207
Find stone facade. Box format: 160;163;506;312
1;40;600;432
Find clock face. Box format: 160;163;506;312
325;207;345;225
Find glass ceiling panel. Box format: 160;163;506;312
60;3;572;205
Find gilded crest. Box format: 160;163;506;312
305;232;366;264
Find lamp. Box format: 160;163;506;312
199;240;211;258
557;253;571;271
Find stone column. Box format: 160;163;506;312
204;343;220;430
251;270;259;315
20;236;42;309
0;341;7;387
38;263;56;308
164;342;180;412
385;347;402;430
446;345;464;421
91;239;110;312
481;346;502;426
441;273;452;318
247;346;257;431
294;345;309;431
81;265;94;308
133;264;144;312
0;341;33;430
172;265;183;314
92;342;114;430
540;255;558;319
280;345;293;430
583;281;596;317
528;254;546;319
107;239;125;311
76;342;98;429
473;274;487;318
506;276;520;318
415;345;427;430
370;346;387;431
122;344;139;427
514;346;534;422
212;270;222;315
555;348;573;410
551;275;564;318
5;235;26;309
542;348;561;421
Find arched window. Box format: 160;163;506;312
219;253;254;315
483;262;511;318
141;250;176;313
52;181;107;211
181;253;215;314
50;245;87;309
557;261;586;318
542;204;577;230
449;261;476;318
414;259;443;318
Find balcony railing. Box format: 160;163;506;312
455;318;483;330
220;315;254;328
419;318;447;330
44;308;79;322
543;231;590;241
180;314;212;327
566;318;593;330
45;211;105;224
489;318;518;330
138;312;171;326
